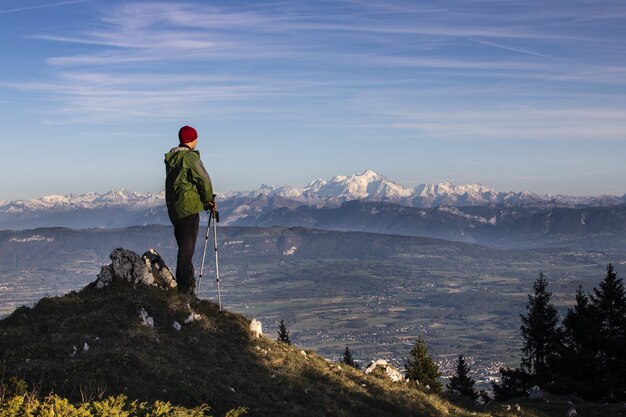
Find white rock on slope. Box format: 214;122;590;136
365;359;405;382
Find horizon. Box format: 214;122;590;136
1;1;625;200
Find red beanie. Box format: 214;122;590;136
178;125;198;144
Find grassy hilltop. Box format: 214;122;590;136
0;273;622;416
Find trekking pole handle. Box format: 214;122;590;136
210;194;219;223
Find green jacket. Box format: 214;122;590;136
164;145;214;223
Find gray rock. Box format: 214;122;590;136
142;249;176;289
365;359;404;382
96;248;154;288
184;311;202;323
96;248;176;289
139;307;154;328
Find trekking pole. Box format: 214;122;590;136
197;213;212;297
212;207;222;311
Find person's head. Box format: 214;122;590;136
178;125;198;148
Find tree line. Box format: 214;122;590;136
494;264;626;402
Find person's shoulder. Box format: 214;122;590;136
183;149;200;159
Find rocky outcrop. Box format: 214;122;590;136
142;249;176;289
250;319;263;338
96;248;176;289
365;359;404;383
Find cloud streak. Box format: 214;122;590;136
389;108;626;141
3;0;625;140
0;0;87;15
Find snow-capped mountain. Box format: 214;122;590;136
227;170;412;206
1;189;165;214
221;170;624;211
1;170;624;230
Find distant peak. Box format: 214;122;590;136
306;178;327;188
357;169;385;179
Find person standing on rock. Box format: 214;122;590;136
165;125;215;294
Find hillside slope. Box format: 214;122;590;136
1;252;622;417
0;274;480;417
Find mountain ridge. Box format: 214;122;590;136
3;170;625;213
1;170;624;231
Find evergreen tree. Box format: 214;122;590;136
277;319;291;345
341;346;360;369
557;286;601;397
563;286;598;356
405;335;442;392
446;354;478;401
519;273;560;385
493;273;560;400
556;264;626;401
588;264;626;401
590;264;626;347
491;367;533;401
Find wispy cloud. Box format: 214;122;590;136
0;0;87;15
4;0;626;135
389;108;626;141
470;39;563;61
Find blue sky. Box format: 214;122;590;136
1;0;625;200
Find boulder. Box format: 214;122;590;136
250;319;263;338
96;248;176;290
365;359;404;382
143;249;176;289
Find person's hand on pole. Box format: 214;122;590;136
204;201;219;223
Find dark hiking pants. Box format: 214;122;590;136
173;213;199;294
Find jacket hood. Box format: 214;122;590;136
165;146;197;164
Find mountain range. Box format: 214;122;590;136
225;170;625;209
1;170;625;246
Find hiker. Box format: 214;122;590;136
164;125;216;294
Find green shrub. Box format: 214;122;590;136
0;393;246;417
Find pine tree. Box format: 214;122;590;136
446;354;478;401
590;264;626;348
558;286;601;397
563;286;597;356
405;335;442;392
588;264;626;401
277;319;291;345
491;366;533;401
519;273;560;385
341;346;360;369
556;265;626;401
